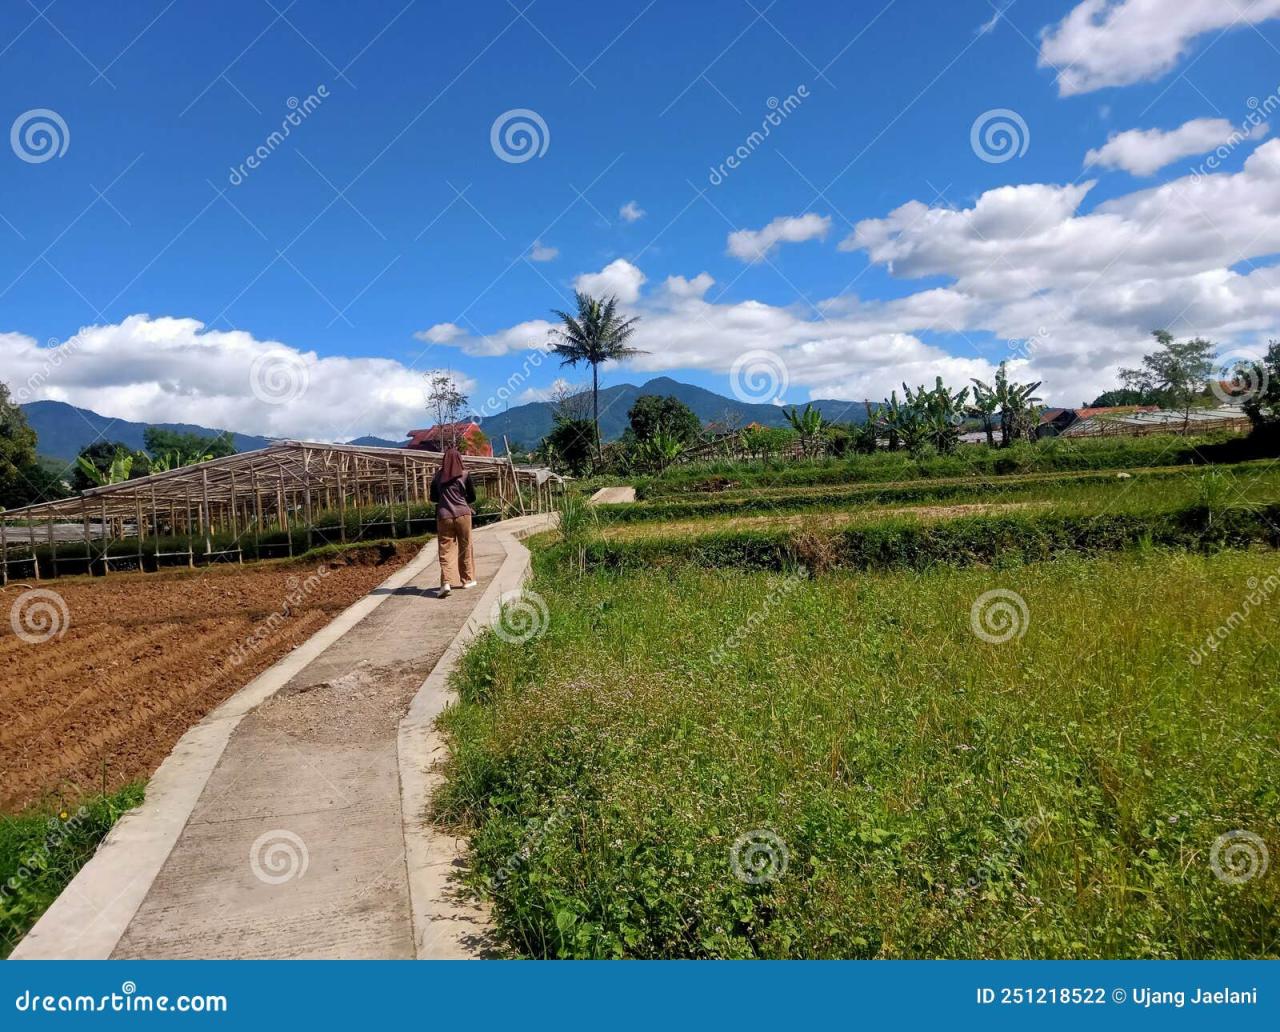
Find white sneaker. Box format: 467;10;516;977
462;580;478;589
439;583;452;597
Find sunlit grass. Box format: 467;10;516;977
440;549;1280;959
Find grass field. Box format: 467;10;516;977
439;549;1280;958
440;434;1280;959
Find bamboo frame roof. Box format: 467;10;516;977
1;441;561;522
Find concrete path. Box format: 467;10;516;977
106;531;507;959
589;485;636;504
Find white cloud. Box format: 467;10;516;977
1040;0;1280;95
573;258;647;302
528;239;559;261
418;319;556;358
415;322;465;344
3;315;476;443
1085;117;1270;175
619;200;645;222
726;213;831;261
662;272;715;299
455;143;1280;409
977;1;1011;35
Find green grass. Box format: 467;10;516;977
1;784;146;957
632;432;1257;498
438;550;1280;958
601;460;1280;526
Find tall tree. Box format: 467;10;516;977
425;372;469;448
549;293;645;463
1120;330;1215;427
627;394;701;445
1;380;39;508
144;427;235;459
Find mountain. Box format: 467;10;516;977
19;401;400;463
477;376;870;449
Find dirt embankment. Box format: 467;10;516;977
0;545;415;811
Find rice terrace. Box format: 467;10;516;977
1;2;1279;1017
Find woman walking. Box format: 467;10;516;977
430;446;477;597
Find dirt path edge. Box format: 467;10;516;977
398;513;557;959
10;542;441;961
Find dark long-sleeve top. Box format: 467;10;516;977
430;473;476;519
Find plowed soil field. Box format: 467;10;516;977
0;546;416;811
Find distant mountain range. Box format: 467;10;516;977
477;376;869;448
20;377;867;463
20;400;401;464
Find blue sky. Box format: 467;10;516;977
2;0;1279;441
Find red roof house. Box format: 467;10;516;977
405;422;493;456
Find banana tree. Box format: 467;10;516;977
148;448;214;473
993;362;1043;445
76;447;137;486
904;377;970;454
785;403;827;458
968;377;1000;448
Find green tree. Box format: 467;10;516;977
549;293;645;463
72;442;150;491
627;395;701;445
905;377;969;454
539;417;597;477
968;377;1000;448
1120;330;1215;426
143;427;235;459
992;362;1043;446
1;381;41;509
785;403;826;457
1241;339;1280;435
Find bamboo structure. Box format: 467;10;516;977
0;441;565;584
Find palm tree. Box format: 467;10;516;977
549;292;645;463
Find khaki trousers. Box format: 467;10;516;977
438;514;475;587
